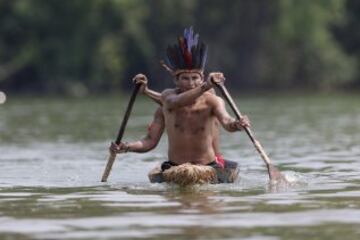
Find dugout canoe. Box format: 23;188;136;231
148;161;239;186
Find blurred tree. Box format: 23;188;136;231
258;0;356;90
133;0;197;90
0;0;358;94
194;0;276;89
0;0;149;95
333;0;360;87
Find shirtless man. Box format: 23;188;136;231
110;27;250;182
110;72;249;163
159;71;249;165
135;74;224;165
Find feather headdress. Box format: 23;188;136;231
161;26;208;76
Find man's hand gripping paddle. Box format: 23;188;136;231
101;83;141;182
212;80;288;183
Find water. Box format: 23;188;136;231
1;93;360;240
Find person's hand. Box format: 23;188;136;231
207;72;225;86
132;74;148;93
240;115;250;128
109;142;129;154
233;115;250;130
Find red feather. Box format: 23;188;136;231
184;50;192;68
179;37;192;68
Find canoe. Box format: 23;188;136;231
148;160;239;185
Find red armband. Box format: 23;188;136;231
215;153;225;168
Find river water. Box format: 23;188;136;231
0;93;360;239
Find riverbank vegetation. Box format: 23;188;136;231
0;0;359;95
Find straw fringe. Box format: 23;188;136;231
162;163;217;186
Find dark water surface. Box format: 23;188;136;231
1;93;360;239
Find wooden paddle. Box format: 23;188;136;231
101;83;141;182
213;81;287;182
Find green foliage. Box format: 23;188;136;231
258;0;356;89
0;0;148;94
333;0;360;86
0;0;359;94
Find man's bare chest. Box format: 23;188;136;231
168;102;213;134
175;104;210;119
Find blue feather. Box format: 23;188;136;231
184;26;199;52
162;27;208;73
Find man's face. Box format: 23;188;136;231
175;72;203;91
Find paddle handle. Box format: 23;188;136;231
213;82;272;166
101;84;141;182
114;84;141;144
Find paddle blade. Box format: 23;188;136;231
268;164;288;183
101;153;117;182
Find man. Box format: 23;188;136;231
110;27;250;183
159;71;249;165
133;74;226;167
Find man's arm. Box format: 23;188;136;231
110;107;165;153
162;72;225;110
210;95;250;132
132;73;162;105
144;87;162;106
162;82;212;110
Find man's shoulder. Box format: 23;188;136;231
204;91;221;100
204;91;223;105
